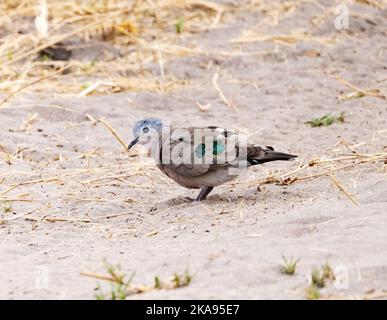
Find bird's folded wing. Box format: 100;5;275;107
160;126;236;177
246;145;267;159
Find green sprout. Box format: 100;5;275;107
175;17;185;34
279;255;300;276
305;112;345;127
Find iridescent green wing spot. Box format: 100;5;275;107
195;143;206;158
195;140;225;158
212;140;225;155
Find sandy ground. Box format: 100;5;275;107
1;1;387;299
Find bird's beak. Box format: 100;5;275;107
128;137;140;150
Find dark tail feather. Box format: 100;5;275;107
248;150;297;165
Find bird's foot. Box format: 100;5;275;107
195;186;214;201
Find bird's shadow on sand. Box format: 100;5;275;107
148;186;303;214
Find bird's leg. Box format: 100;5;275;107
196;186;214;201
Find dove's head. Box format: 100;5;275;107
128;118;163;150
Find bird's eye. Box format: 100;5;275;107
143;127;149;133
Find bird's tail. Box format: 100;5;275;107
247;146;297;165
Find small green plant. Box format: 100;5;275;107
0;200;13;213
91;261;192;300
80;83;91;90
305;262;335;299
7;49;13;61
305;113;345;127
154;276;161;289
311;263;335;288
279;255;300;275
322;263;335;281
305;285;321;300
153;270;192;290
95;261;134;300
311;268;325;288
40;53;51;61
173;270;192;288
184;270;192;286
175;17;185;34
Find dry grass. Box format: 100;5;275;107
81;261;192;299
1;0;386;102
0;0;232;100
241;129;387;205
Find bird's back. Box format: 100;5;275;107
153;125;296;189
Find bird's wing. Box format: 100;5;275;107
159;126;237;177
246;145;268;159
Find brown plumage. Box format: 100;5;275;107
128;120;297;201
